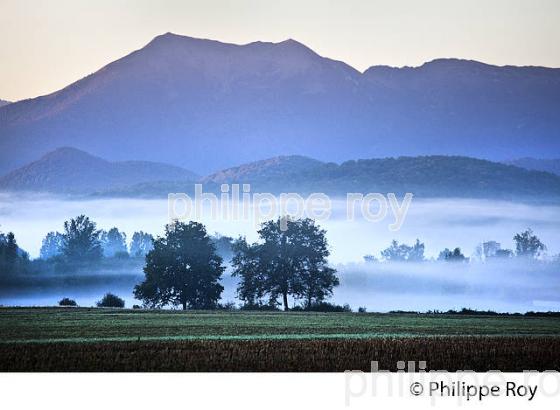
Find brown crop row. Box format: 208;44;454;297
1;336;559;372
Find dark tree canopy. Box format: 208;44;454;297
438;247;467;262
58;297;77;307
134;221;225;310
0;231;29;274
232;217;338;311
514;228;546;258
96;293;125;308
231;238;268;308
61;215;102;264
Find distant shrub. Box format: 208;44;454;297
96;293;125;308
239;303;280;311
301;302;352;313
358;306;367;313
389;310;420;314
58;297;77;307
132;304;141;310
449;308;499;316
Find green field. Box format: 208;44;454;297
2;308;560;342
1;308;560;371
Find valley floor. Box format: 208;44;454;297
1;308;560;371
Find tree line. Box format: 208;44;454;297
39;216;154;262
363;228;547;263
2;214;340;310
0;215;553;311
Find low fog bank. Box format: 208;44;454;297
332;259;560;313
0;270;143;308
0;267;240;308
1;194;560;311
1;260;558;313
1;194;560;262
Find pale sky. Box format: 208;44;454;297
1;0;559;101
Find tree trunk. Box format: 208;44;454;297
182;301;187;310
283;292;289;311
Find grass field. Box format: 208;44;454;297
1;308;560;371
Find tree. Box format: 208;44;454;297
134;221;225;310
231;238;268;308
40;232;64;260
100;227;128;257
408;239;425;262
438;247;467;262
289;219;339;308
0;231;28;275
61;215;102;263
4;232;18;268
381;239;425;262
58;297;77;307
232;218;339;311
96;293;125;308
513;229;546;258
129;231;154;257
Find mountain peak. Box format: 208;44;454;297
39;146;104;163
277;38;306;48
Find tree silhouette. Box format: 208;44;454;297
232;218;338;311
0;231;26;274
514;228;546;258
96;293;125;308
134;221;224;310
438;247;467;262
61;215;102;264
231;238;268;308
381;239;425;262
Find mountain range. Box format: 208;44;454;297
1;32;559;175
0;147;197;194
1;147;559;200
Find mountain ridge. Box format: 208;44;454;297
504;158;560;176
1;147;558;201
0;147;198;194
1;33;559;175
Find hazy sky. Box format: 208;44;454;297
1;0;559;101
